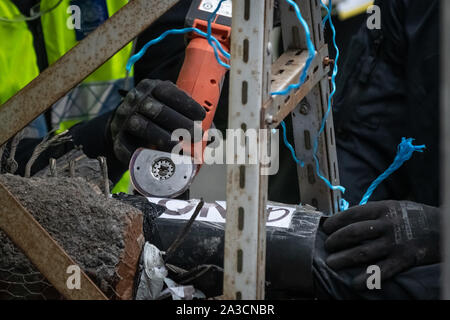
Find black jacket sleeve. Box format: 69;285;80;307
9;111;127;185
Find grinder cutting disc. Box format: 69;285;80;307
130;149;197;198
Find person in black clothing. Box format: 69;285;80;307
334;0;440;208
324;0;441;291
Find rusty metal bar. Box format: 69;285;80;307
0;0;179;146
0;181;107;300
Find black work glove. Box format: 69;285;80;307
109;79;206;165
322;200;440;290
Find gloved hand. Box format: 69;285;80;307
109;79;206;165
322;200;440;290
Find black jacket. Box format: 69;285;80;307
334;0;439;206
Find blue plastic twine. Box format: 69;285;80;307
340;199;350;211
270;0;316;96
359;138;426;205
126;0;230;72
206;0;230;69
281;121;304;167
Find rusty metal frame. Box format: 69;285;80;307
0;181;107;300
0;0;180;300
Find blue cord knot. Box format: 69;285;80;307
340;199;350;211
396;137;426;162
359;137;426;206
126;0;230;72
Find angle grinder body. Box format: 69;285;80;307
130;0;231;198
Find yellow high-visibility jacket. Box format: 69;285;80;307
0;0;132;192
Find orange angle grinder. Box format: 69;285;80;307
129;0;231;198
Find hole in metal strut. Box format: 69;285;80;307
244;0;250;20
318;23;322;42
237;249;243;272
330;127;334;146
243;39;249;63
307;164;316;184
333;162;337;180
286;59;294;66
292;26;301;48
242;81;248;105
312;198;319;208
304;130;311;150
239;165;246;188
238;207;244;230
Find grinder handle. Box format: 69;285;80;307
176;36;229;160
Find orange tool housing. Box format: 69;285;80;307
176;19;231;163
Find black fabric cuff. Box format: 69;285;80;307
11;111;127;185
69;111;127;185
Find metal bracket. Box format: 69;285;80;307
265;45;330;127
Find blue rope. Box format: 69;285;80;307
126;0;231;72
281;121;304;167
126;27;230;72
340;199;350;211
270;0;316;96
359;138;426;205
207;0;231;69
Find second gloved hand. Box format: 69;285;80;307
109;79;206;165
322;200;440;290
